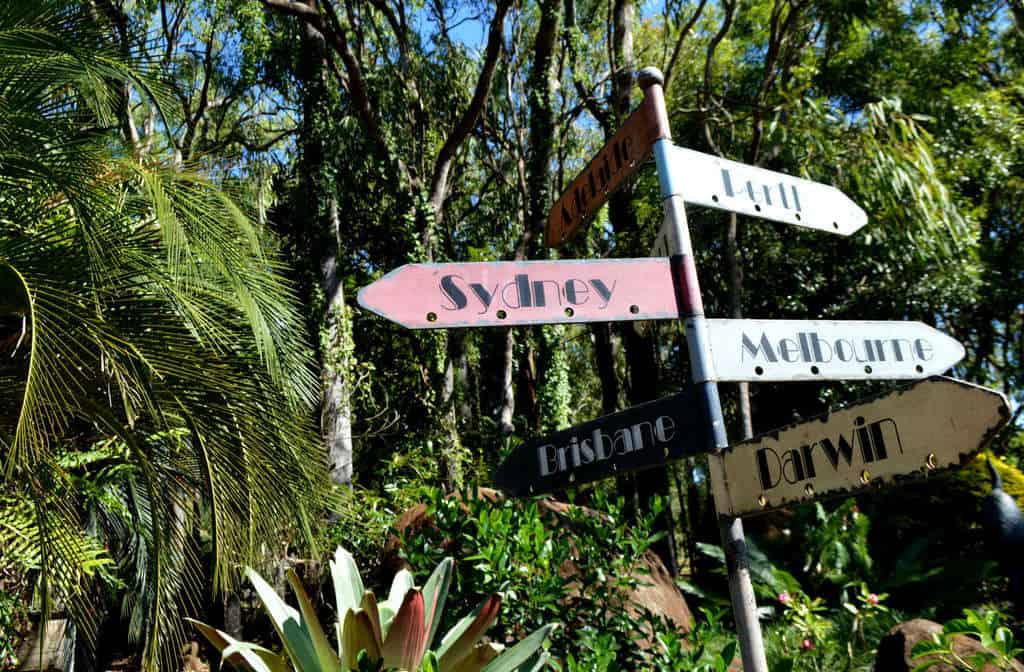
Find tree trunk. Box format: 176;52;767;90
592;323;619;415
322;197;354;486
223;594;242;639
527;0;567;435
726;212;754;439
497;328;516;435
299;4;354;488
518;344;540;431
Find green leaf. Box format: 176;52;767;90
423;557;454;649
342;608;383;670
187;619;289;672
719;641;737;669
696;543;725;563
247;567;320;672
331;546;366;625
287;568;343;671
942;618;973;635
449;643;503;672
359;590;385;653
437;595;502;669
481;624;557;672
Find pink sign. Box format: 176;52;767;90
357;258;680;329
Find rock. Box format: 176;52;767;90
383;488;693;639
875;619;1024;672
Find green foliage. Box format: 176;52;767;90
396;489;717;669
954;454;1024;510
649;608;739;672
190;545;556;672
0;1;331;666
911;608;1023;672
0;586;25;667
800;501;872;588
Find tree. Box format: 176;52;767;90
0;2;330;666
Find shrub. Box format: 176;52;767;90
189;546;556;671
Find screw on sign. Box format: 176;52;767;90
711;377;1010;518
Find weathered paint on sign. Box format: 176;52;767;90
706;319;965;382
545;95;667;247
667;145;868;236
357;258;681;329
713;377;1010;517
495;390;710;496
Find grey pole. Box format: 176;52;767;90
637;66;769;672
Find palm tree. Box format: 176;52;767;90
0;1;331;667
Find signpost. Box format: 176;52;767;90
494;391;709;497
712;377;1010;517
545;92;668;247
705;319;965;381
357;258;682;329
639;69;768;671
359;64;985;672
667;145;868;235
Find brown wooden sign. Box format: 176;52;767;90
545;95;668;247
711;377;1010;517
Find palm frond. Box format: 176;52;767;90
0;1;331;668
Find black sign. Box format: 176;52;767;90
495;390;711;497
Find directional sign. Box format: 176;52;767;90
357;258;682;329
706;319;965;382
712;377;1010;517
668;145;868;236
545;95;666;248
495;390;710;497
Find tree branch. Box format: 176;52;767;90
701;0;735;154
663;0;708;93
425;0;513;222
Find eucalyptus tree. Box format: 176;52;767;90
260;0;516;490
0;1;329;667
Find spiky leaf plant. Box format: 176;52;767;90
0;0;330;667
190;546;556;672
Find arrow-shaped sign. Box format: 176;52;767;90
705;319;964;381
495;390;710;497
668;145;868;236
545;95;666;247
357;258;682;329
712;377;1010;517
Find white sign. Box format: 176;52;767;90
706;319;964;381
713;377;1009;516
668;145;867;236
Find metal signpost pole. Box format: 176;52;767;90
638;67;769;672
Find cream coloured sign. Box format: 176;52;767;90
713;377;1010;517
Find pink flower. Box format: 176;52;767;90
801;639;814;652
778;592;792;605
867;593;880;606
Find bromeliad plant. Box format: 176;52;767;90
189;546;556;671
